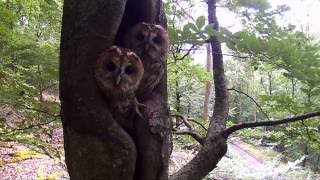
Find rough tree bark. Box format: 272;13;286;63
59;0;169;179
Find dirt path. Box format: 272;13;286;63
227;141;286;179
202;138;297;179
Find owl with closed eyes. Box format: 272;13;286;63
95;46;144;125
123;22;169;98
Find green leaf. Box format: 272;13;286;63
196;16;206;29
184;23;198;32
168;27;179;42
204;25;215;36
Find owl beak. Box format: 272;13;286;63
116;75;121;85
145;43;149;50
116;70;125;85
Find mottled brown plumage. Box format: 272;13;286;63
95;46;144;125
123;22;169;98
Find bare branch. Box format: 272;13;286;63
208;49;251;59
171;114;208;131
188;119;208;131
171;114;192;130
172;129;205;145
40;83;59;92
222;111;320;137
171;114;206;145
17;104;60;118
0;117;61;135
168;44;199;66
0;101;60;118
175;44;198;61
228;88;270;120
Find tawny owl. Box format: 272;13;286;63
94;46;145;122
123;22;169;98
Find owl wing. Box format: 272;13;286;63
137;62;164;97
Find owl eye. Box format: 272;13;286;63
105;62;116;72
136;33;144;41
125;65;135;75
153;35;162;45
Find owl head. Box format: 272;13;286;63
95;46;144;98
123;22;169;60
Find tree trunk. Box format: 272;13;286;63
175;67;181;127
234;85;243;123
251;68;257;122
302;144;309;167
291;78;296;100
203;43;212;121
59;0;169;179
268;71;272;95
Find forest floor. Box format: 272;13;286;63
1;134;320;179
170;137;320;180
0;107;320;179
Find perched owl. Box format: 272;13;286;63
95;46;145;123
123;22;169;98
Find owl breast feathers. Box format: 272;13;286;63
94;46;144;101
123;22;169;97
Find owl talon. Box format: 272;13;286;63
134;98;146;118
135;106;143;118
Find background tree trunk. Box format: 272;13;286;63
59;0;169;179
251;68;257;122
203;43;212;121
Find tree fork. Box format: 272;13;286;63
170;0;229;179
